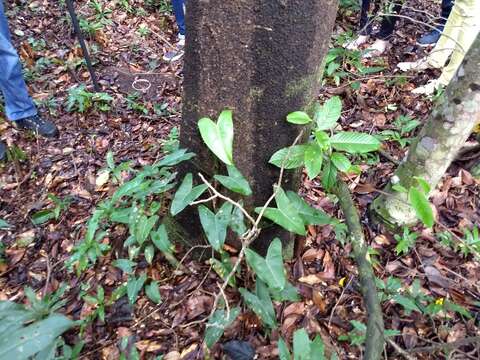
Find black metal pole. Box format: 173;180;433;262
65;0;101;92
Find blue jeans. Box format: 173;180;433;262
0;1;36;121
172;0;185;36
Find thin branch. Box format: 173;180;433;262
407;336;480;354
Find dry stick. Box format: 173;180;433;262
328;276;354;328
332;179;385;360
407;336;480;354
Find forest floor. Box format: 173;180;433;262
1;0;479;359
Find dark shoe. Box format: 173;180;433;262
417;26;444;46
14;114;58;138
0;141;6;161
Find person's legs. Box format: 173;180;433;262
172;0;185;36
0;1;37;121
375;2;403;40
344;0;371;50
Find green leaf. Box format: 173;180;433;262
270;282;300;302
278;338;291;360
245;238;286;290
229;204;247;237
240;284;277;329
0;219;11;229
286;111;312;125
321;160;337;191
414;177;431;193
408;187;434;228
198;110;234;165
204;307;240;349
144;245;155;264
393;294;422;315
134;215;158;245
269;145;307;169
304;143;323;180
315;131;330;149
286;191;332;226
113;259;137;274
157;148;195;167
170;173;208;215
31;210;55;225
314;96;342;130
210;251;236;287
151;225;177;266
0;314;74;360
145;281;162;304
293;328;311;360
310;335;326;360
392;184;408;193
127;273;147;305
255;188;306;235
330;152;351;172
214;165;252;196
198;202;232;251
330;132;380;153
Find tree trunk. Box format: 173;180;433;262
178;0;338;254
372;34;480;227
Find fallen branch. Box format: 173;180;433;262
407;336;480;354
332;179;385;360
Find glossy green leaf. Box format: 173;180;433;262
0;314;74;360
151;225;177;266
286;111;312;125
393;294;422;315
286;191;332;226
204;307;240;349
229;203;247;236
321;160;337;191
330;152;351;172
414;177;431;194
314;96;342;130
330;132;380;153
31;210;55;225
408;187;434;228
240;284;276;329
304;143;323;180
214;165;252;196
198;110;234;165
269;145;307;169
310;335;326;360
157;148;195;167
127;273;147;305
170;173;208;215
144;245;155;264
278;338;291;360
135;215;158;245
113;259;136;274
198;202;232;251
315;131;330;149
245;238;286;290
293;328;311;360
270;282;300;302
145;281;162;304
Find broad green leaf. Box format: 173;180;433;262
286;111;312;125
157;148;195;167
310;335;326;360
127;273;147;305
314;96;342;130
214;165;252;196
304;143;323;180
408;187;434;228
245;238;286;290
293;328;311;360
229;203;247;236
170;174;208;215
205;307;240;349
198;202;232;251
330;132;380;153
135;215;158;245
204;307;240;349
0;219;11;229
269;145;307;169
145;281;162;304
315;131;330;149
286;191;332;226
414;177;431;194
392;184;408;193
270;282;300;302
109;207;132;224
144;245;155;264
111;176;146;203
321;160;337;191
210;251;236;287
256;208;306;236
113;259;136;274
151;225;177;266
240;283;276;329
393;294;421;315
278;338;291;360
330;152;351;172
31;210;55;225
0;314;74;360
198;110;234;165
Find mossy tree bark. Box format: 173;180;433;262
178;0;338;254
373;34;480;227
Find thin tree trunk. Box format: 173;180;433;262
372;34;480;227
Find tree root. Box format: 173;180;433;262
333;179;385;360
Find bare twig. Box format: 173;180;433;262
407;336;480;354
328;276;354;328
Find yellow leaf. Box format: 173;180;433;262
435;298;444;305
339;276;347;287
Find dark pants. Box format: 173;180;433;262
172;0;185;35
358;0;454;40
